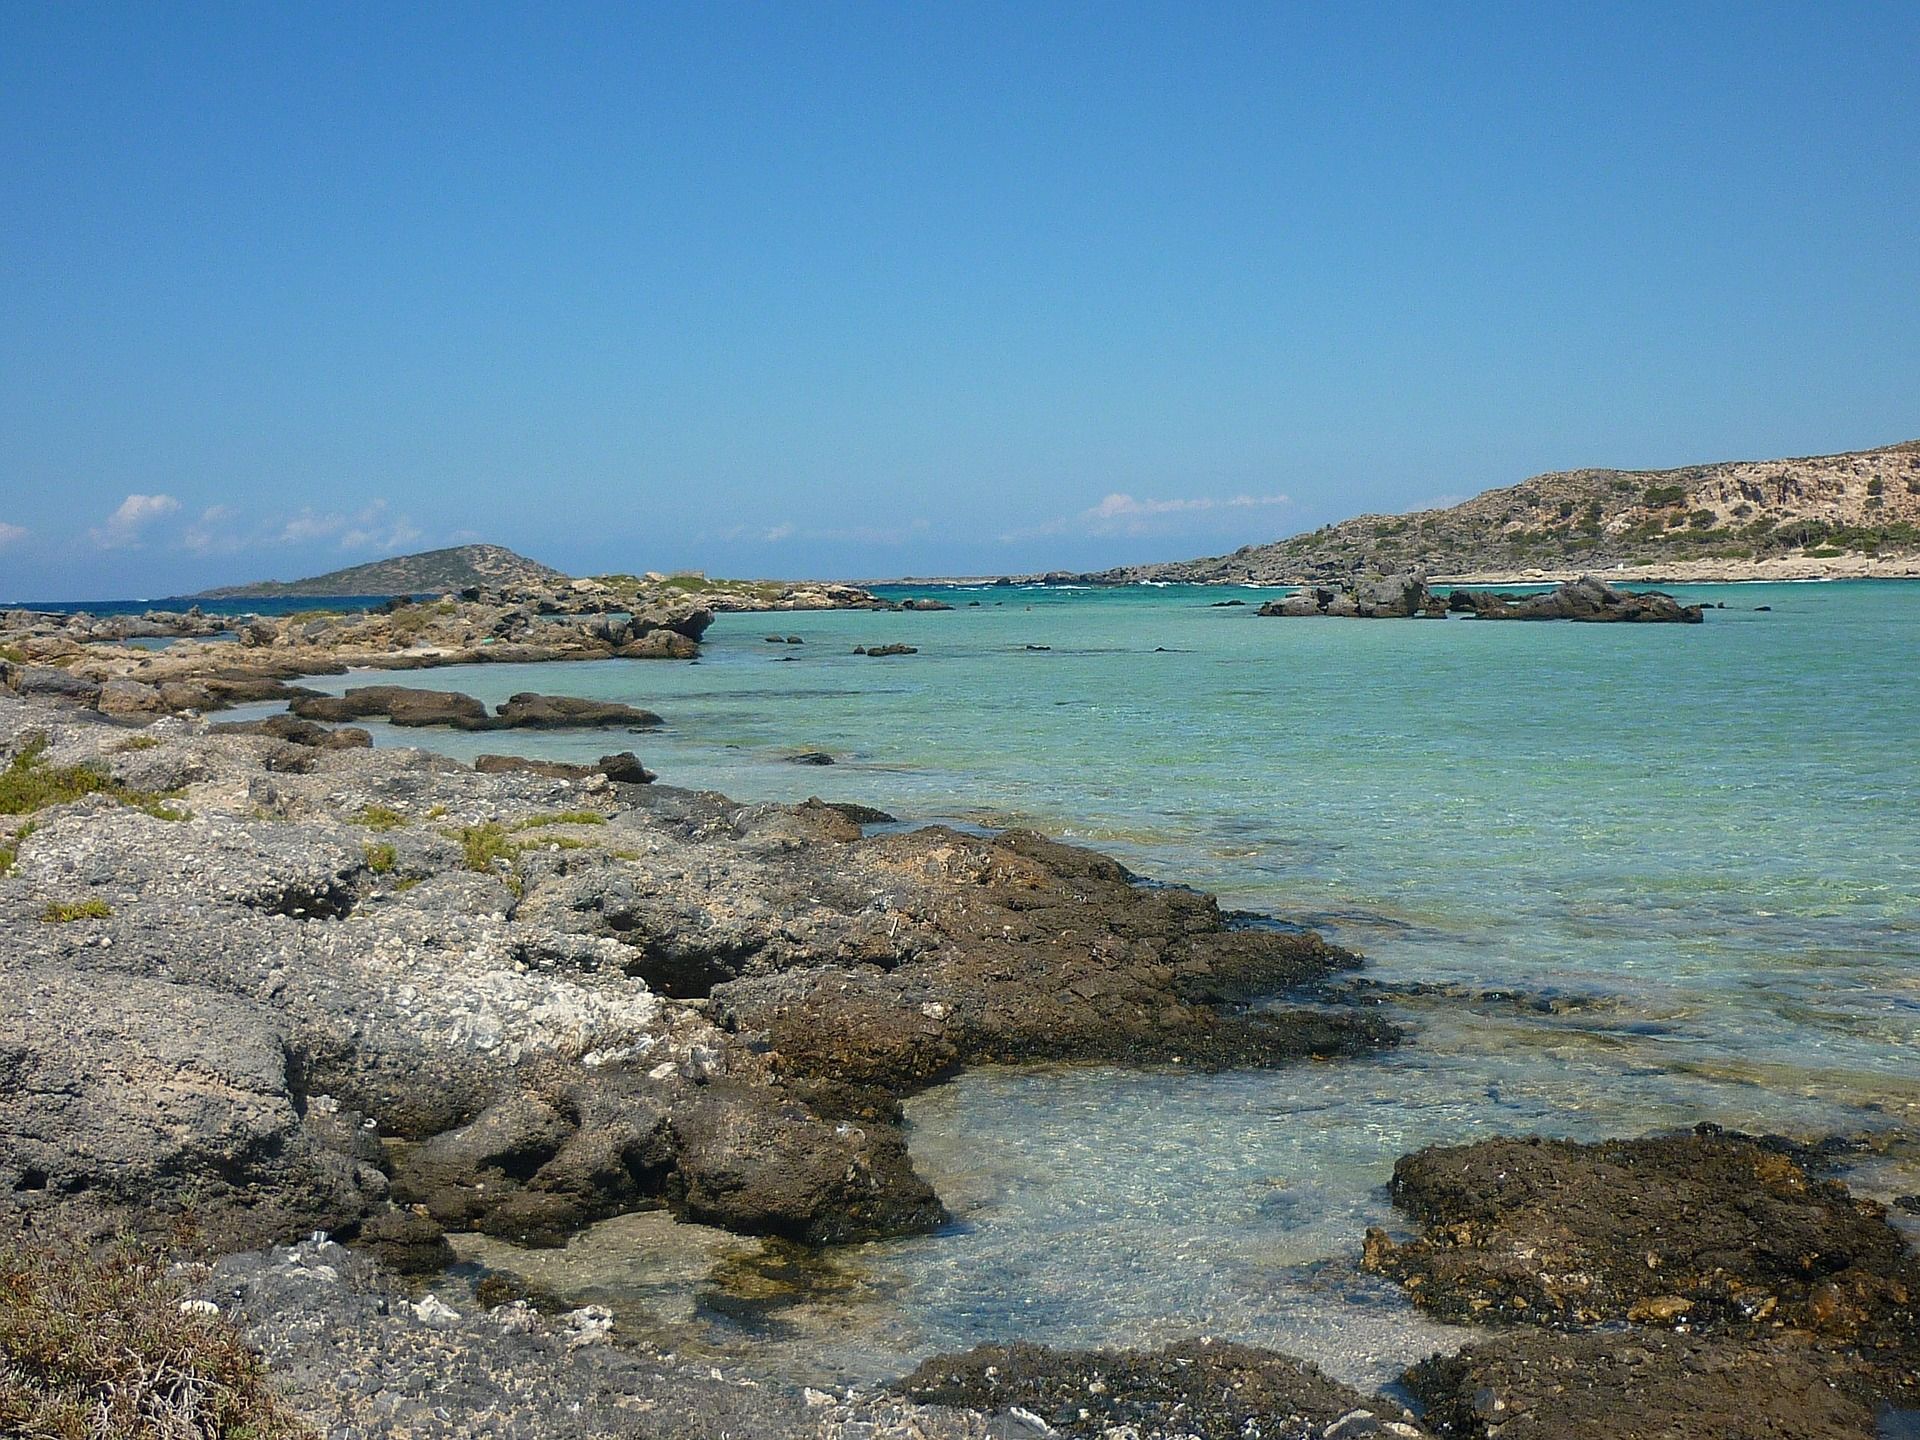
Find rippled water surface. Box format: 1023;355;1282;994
293;581;1920;1382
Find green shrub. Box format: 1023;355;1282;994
0;643;25;664
1642;484;1687;507
1866;478;1884;496
362;842;397;875
0;1236;312;1440
449;823;520;873
42;898;112;923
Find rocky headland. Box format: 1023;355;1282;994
1029;438;1920;586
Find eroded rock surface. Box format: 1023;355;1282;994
0;692;1386;1262
1365;1128;1920;1436
1364;1129;1919;1340
898;1339;1429;1439
210;1238;991;1440
1404;1327;1883;1440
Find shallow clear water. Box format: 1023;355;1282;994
289;580;1920;1383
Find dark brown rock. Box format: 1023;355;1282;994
596;752;655;784
1404;1327;1883;1440
899;1338;1428;1439
493;693;662;729
1363;1129;1919;1344
211;714;372;749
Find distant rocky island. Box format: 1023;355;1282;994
1032;439;1920;586
198;543;569;598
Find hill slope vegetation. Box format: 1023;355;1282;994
200;544;567;598
1082;440;1920;583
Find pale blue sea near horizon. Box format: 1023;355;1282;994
224;580;1920;1387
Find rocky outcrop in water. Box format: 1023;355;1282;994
1363;1128;1920;1437
289;685;663;731
1257;572;1703;623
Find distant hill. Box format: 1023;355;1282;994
1068;440;1920;584
198;544;568;598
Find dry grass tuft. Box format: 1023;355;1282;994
0;1236;311;1439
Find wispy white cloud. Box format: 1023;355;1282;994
1004;491;1291;541
182;505;245;556
278;509;344;545
177;499;423;556
0;522;28;548
338;510;423;553
90;493;181;549
711;519;929;546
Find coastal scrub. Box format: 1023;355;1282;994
0;1237;312;1440
0;738;185;821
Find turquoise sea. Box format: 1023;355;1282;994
257;580;1920;1386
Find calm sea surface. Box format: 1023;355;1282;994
242;580;1920;1386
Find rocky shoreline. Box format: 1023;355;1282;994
0;575;895;723
3;677;1917;1437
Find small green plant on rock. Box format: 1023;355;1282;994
450;822;520;873
362;842;397;875
0;1236;313;1440
0;738;185;821
353;805;406;831
0;822;35;878
42;898;112;923
514;810;607;829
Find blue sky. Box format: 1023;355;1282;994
3;2;1917;599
